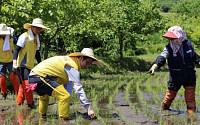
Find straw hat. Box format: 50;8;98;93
24;18;49;30
0;24;14;35
69;48;101;65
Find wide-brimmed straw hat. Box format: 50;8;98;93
24;18;49;30
0;24;14;35
69;48;101;65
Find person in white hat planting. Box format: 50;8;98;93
0;24;19;100
13;18;49;108
28;48;101;120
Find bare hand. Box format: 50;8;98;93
87;108;96;119
148;68;155;75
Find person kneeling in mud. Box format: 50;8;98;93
28;48;101;120
149;26;200;114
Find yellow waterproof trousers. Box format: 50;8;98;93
39;94;49;115
39;85;71;118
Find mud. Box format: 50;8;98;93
1;79;200;125
114;91;159;125
0;92;159;125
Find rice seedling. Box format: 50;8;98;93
2;70;200;124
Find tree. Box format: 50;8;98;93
66;0;164;60
1;0;164;60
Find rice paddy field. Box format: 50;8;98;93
1;67;200;125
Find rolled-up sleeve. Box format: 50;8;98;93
64;66;90;109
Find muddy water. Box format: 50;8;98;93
114;91;158;125
1;92;199;125
0;95;122;125
1;73;200;125
133;78;200;125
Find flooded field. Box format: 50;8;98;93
1;70;200;125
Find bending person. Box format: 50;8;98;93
28;48;101;119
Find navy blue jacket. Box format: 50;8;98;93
153;40;200;82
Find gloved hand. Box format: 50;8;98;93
12;60;18;74
148;64;158;75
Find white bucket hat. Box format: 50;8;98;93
24;18;49;30
0;24;14;35
69;48;101;65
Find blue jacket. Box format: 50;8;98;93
166;40;196;82
153;40;200;82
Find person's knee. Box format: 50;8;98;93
40;94;49;101
52;85;71;101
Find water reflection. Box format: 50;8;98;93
16;107;32;125
0;113;6;123
38;117;70;125
0;107;32;125
161;111;198;125
0;113;19;125
99;113;119;118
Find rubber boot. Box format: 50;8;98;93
185;86;196;114
9;73;19;97
162;89;177;110
24;80;34;109
17;83;25;105
39;94;49;116
0;75;7;100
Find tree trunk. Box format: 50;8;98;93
44;39;50;59
42;22;70;59
119;34;123;61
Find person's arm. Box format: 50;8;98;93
193;52;200;65
35;50;41;63
12;45;22;74
13;33;27;72
189;41;200;65
13;45;22;70
13;45;22;60
64;66;96;118
154;47;168;68
13;34;18;44
149;47;168;75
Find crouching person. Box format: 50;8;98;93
28;48;101;120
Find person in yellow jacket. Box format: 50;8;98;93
12;18;49;108
28;48;101;120
0;24;19;100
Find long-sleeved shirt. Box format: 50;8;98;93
64;66;90;109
